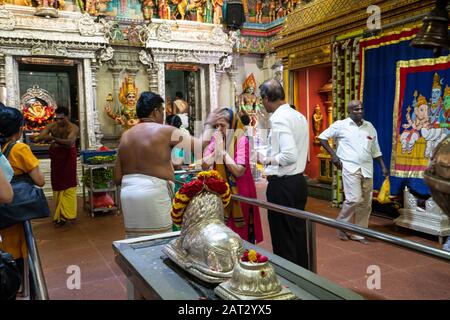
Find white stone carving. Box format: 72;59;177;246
209;64;218;109
78;13;97;37
100;19;121;42
210;25;229;45
31;42;68;56
20;85;57;110
138;49;154;67
97;46;114;65
228;29;241;51
0;6;15;31
157;62;165;97
216;53;232;72
83;58;97;149
157;22;172;42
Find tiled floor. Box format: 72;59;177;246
31;181;450;300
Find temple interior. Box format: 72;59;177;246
0;0;449;301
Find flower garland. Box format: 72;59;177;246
170;170;231;227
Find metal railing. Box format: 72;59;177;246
230;194;450;271
174;177;450;270
23;221;49;300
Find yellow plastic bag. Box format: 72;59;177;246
377;177;391;204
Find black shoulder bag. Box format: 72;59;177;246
0;249;21;300
0;142;51;230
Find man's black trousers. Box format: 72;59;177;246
266;173;309;269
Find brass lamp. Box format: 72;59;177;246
410;0;449;51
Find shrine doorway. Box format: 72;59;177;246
17;58;80;156
164;63;200;134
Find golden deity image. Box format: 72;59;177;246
105;75;139;131
22;100;55;131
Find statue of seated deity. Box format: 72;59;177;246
105;76;139;131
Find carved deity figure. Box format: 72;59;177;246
172;0;188;20
141;0;155;20
269;0;276;21
276;1;284;19
79;0;111;15
158;0;171;19
255;0;263;23
202;0;212;23
284;0;294;14
312;105;323;144
212;0;223;24
105;76;139;131
188;0;207;22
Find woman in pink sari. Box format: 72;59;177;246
202;108;263;244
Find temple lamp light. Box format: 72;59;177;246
410;0;449;56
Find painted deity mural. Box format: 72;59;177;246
392;59;450;179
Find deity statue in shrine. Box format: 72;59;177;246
105;76;139;131
238;74;262;127
312;105;323;144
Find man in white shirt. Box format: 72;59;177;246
258;79;310;268
319;100;388;244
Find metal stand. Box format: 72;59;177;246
82;163;121;218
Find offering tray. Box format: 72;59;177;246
215;259;297;300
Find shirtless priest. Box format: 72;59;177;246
34;106;79;227
114;91;223;238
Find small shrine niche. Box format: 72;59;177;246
20;85;57;154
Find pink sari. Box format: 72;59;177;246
205;135;263;243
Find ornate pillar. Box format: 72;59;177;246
90;59;103;148
0;53;6;104
108;66;122;136
228;70;238;110
157;62;165;98
83;58;97;149
139;49;159;93
5;55;19;108
209;64;218;110
215;71;224;108
126;66;140;79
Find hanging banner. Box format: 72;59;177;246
391;56;450;178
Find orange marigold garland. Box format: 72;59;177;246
170;170;231;227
